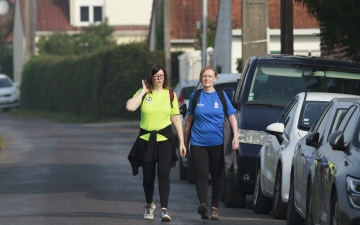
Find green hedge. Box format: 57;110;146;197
21;43;165;120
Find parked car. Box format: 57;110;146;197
253;92;357;220
0;74;20;111
179;73;242;183
287;97;360;225
224;54;360;208
173;79;198;111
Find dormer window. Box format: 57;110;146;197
70;0;104;26
80;5;103;23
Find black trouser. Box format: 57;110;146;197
190;144;224;208
138;138;173;208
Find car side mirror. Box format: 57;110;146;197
328;130;346;151
179;103;187;118
305;132;320;148
266;122;284;143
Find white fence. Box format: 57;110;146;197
177;47;214;81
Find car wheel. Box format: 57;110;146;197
179;156;187;180
272;167;287;219
330;192;339;225
286;171;305;225
220;169;228;202
187;156;195;184
253;167;272;214
224;171;246;208
305;184;314;225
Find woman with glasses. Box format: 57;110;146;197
126;64;186;222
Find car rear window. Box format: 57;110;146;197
182;86;196;99
214;82;238;90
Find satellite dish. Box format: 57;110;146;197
0;0;9;16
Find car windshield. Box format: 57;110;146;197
298;101;328;130
247;64;360;107
0;78;12;88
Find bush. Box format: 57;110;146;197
21;42;165;120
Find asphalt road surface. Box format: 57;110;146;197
0;112;285;225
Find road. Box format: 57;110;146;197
0;112;285;225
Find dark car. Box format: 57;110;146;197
287;97;360;225
289;98;360;225
224;54;360;208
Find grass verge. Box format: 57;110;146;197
10;109;128;124
0;137;3;150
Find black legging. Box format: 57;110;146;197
138;138;173;208
190;144;224;208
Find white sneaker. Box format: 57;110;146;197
143;203;155;220
160;208;171;222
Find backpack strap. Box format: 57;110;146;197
215;88;228;117
192;89;202;112
141;89;174;108
169;89;174;108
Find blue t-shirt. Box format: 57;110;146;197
188;90;236;146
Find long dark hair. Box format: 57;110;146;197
145;64;169;93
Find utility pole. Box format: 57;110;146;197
164;0;171;84
280;0;293;54
202;0;207;68
25;0;36;63
242;0;268;68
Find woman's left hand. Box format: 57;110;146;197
232;137;239;150
179;143;187;157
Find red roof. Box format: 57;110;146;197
170;0;319;40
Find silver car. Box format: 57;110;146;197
0;74;20;111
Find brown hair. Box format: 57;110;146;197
145;64;169;93
199;66;218;81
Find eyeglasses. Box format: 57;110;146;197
153;74;165;80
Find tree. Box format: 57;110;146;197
295;0;360;61
194;18;216;50
37;19;116;56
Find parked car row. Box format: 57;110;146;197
254;92;360;225
220;54;360;210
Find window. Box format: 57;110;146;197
79;6;103;23
298;101;328;131
343;107;359;145
313;104;332;142
93;6;102;22
283;100;298;137
80;6;89;22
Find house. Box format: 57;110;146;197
148;0;320;78
12;0;153;84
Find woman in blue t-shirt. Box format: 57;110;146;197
184;66;239;220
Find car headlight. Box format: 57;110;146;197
346;176;360;209
238;129;268;145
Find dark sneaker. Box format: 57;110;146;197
210;207;219;220
160;208;171;222
143;203;155;219
198;203;209;219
